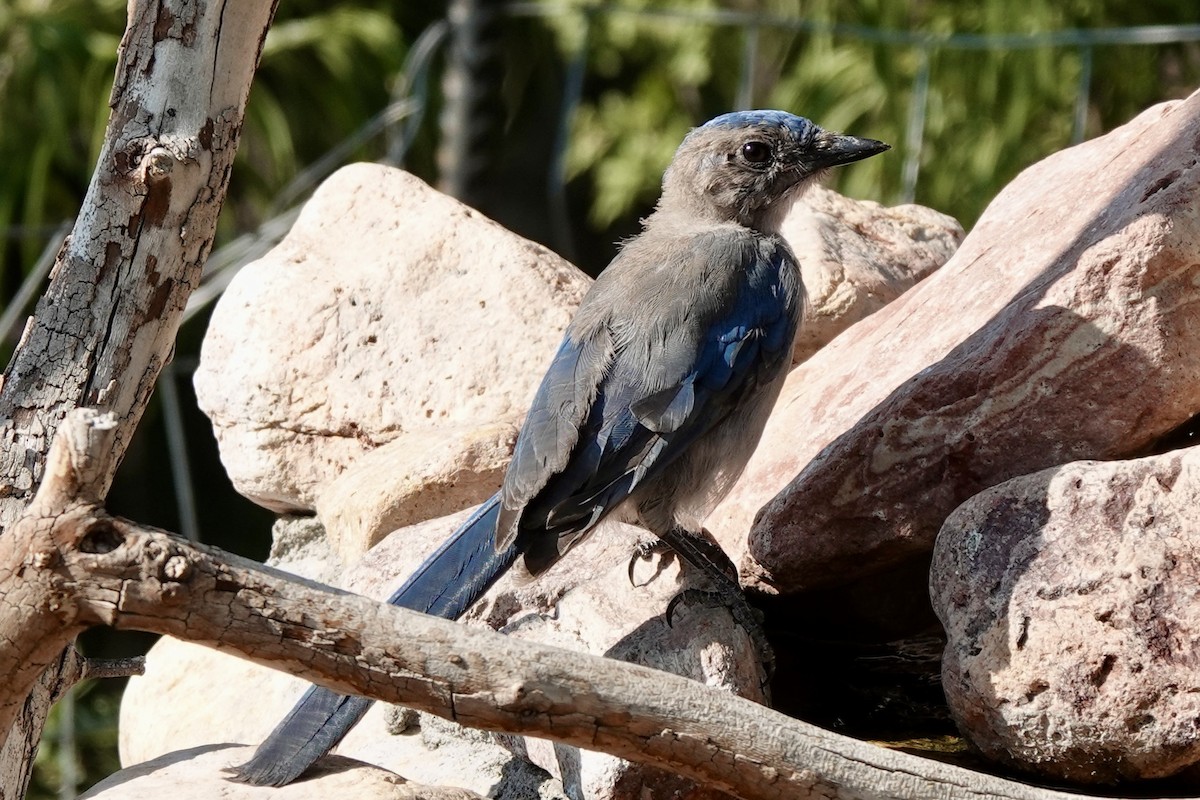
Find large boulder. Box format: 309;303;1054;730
194;164;591;514
931;447;1200;784
712;91;1200;593
315;419;519;563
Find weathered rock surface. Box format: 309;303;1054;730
194;163;592;513
85;743;483;800
315;419;519;563
931;447;1200;784
785;185;963;363
120;636;564;798
712;92;1200;593
122;513;759;799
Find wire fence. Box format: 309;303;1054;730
7;6;1200;553
512;5;1200;206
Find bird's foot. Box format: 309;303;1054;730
627;539;675;586
653;525;775;681
664;585;773;674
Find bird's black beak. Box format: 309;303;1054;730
809;131;890;170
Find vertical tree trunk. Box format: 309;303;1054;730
0;1;277;795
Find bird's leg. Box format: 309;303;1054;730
654;525;774;675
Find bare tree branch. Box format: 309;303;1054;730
0;409;1182;800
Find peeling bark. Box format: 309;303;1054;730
0;1;278;795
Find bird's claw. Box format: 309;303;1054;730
664;587;714;627
663;585;775;680
627;539;674;587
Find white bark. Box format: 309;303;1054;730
0;1;278;795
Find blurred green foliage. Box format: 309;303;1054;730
2;1;1197;284
550;0;1199;229
0;0;123;282
1;1;1197;797
30;683;122;800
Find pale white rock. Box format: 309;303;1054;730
119;638;552;797
194;163;590;513
316;418;519;564
265;515;342;585
85;743;483;799
712;92;1200;594
931;447;1200;784
784;184;963;363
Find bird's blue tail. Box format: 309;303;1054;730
229;493;516;786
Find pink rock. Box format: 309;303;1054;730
932;447;1200;783
712;92;1200;594
784;185;962;364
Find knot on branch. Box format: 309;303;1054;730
143;147;176;182
78;520;123;554
140;536;194;582
163;554;192;582
113;137;195;191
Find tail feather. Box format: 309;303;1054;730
229;494;517;786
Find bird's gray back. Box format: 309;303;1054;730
499;222;801;571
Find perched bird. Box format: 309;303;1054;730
232;109;888;787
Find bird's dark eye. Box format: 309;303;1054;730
740;140;772;165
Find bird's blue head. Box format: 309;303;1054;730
698;110;820;148
659;109;889;232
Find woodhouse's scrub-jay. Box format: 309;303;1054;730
233;110;889;787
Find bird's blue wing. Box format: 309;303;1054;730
509;236;798;573
496;325;614;550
